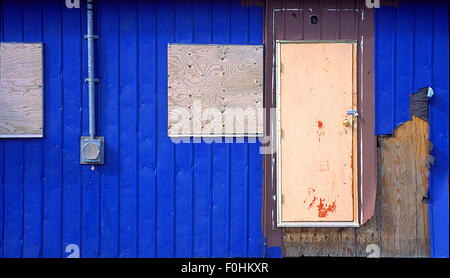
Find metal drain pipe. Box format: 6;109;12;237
80;0;104;166
86;0;97;138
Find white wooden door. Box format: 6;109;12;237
277;41;358;226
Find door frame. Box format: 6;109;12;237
275;40;360;227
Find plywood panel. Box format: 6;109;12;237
378;121;417;256
412;117;431;257
278;42;357;224
0;43;43;138
378;116;431;257
167;44;263;136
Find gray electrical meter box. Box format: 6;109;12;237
80;136;104;164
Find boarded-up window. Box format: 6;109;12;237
167;44;263;137
0;43;43;138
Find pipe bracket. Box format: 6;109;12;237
84;34;99;39
85;78;99;83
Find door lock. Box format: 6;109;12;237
346;110;359;117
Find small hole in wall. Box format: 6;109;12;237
309;14;319;25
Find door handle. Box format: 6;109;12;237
343;119;351;127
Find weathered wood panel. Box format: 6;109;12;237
413;117;431;257
283;116;430;257
167;44;263;136
0;43;43;138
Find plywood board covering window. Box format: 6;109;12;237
0;43;43;138
167;44;263;137
276;41;358;227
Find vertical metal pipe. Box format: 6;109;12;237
86;0;96;138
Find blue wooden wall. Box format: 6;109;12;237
0;0;264;258
375;0;449;258
1;0;448;259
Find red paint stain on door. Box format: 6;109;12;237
317;120;325;142
317;198;337;218
308;196;318;209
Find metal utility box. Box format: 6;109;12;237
80;136;104;164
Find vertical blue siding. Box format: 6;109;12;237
98;0;120;258
0;0;263;258
2;0;25;258
429;0;449;259
136;0;157;258
118;0;139;258
375;0;449;258
61;0;82;259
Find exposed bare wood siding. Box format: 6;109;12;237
376;116;430;257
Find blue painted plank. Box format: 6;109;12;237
61;3;82;259
81;168;100;257
2;0;24;259
2;0;22;41
248;142;263;257
230;0;248;44
155;0;175;258
42;0;63;257
429;0;449;258
193;139;212;257
374;5;395;135
22;0;44;258
248;1;263;45
412;1;432;93
80;1;100;258
212;0;230;44
211;0;230;258
23;141;43;257
230;141;247;257
98;0;120;258
118;0;139;258
137;0;157;258
3;142;24;258
229;0;249;257
393;0;413;128
248;3;263;257
193;0;212;43
211;140;228;257
174;0;194;258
